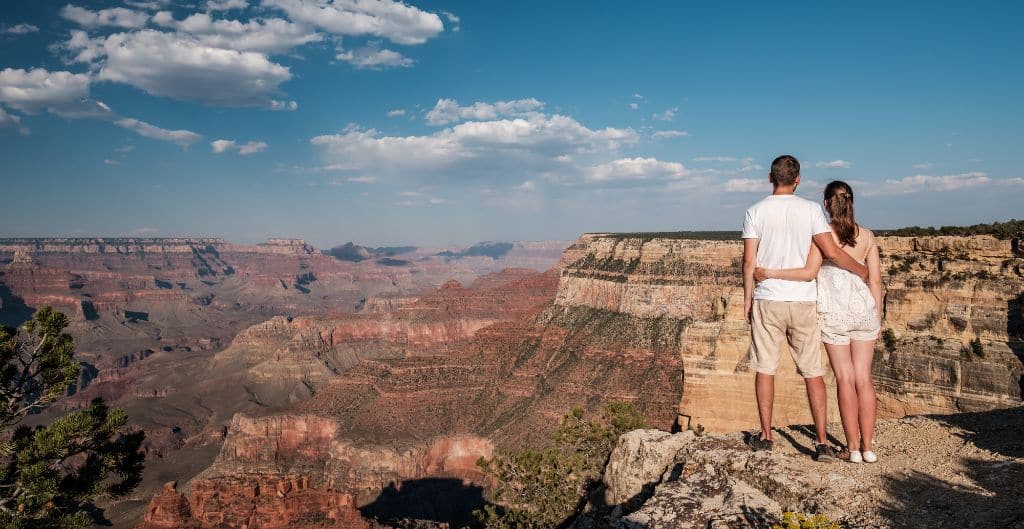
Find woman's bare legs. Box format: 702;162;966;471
850;338;877;452
825;343;860;452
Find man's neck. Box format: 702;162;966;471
772;185;797;196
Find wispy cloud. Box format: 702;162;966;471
337;42;413;69
211;139;267;155
386;108;406;117
116;118;202;147
724;178;765;193
815;160;852;169
869;172;991;195
652;107;678;121
912;162;933;170
651;130;688;140
441;11;460;31
694;156;736;163
0;107;29;135
2;23;39;35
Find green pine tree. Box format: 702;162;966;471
0;307;145;529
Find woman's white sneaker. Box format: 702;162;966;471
848;450;863;463
862;451;878;463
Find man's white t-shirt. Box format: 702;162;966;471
741;194;831;302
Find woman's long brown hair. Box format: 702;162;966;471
824;180;857;247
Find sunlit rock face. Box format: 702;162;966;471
555;233;1023;431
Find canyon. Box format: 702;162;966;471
2;232;1021;528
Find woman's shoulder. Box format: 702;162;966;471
857;225;877;246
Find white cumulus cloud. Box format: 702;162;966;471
60;4;150;29
386;108;405;117
0;67;104;117
336;42;413;69
211;139;267;154
425;98;544;126
152;11;321;53
311;113;638;183
67;29;293;107
262;0;445;45
587;157;690;183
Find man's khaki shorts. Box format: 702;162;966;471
748;299;824;378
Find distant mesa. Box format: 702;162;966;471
436;241;514;259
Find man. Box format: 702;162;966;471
741;155;868;461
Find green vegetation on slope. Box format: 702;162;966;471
474;403;645;529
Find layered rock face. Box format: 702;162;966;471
555;233;1023;431
0;237;569;529
139;262;688;527
136;478;370;529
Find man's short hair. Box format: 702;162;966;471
770;155;800;186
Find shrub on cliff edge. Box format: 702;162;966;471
0;307;145;529
474;403;645;529
772;512;839;529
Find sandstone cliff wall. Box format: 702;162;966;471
554;233;1023;431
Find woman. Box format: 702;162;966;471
754;181;884;463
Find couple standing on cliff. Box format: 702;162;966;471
742;155;884;464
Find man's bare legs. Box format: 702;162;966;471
755;372;775;440
850;339;877;452
757;372;829;445
804;375;829;445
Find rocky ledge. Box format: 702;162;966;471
581;406;1024;529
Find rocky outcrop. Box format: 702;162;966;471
555;233;1023;432
592;407;1024;529
601;429;695;511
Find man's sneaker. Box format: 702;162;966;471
815;443;836;462
746;433;773;452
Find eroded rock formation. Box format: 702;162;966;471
120;232;1022;528
555;233;1023;431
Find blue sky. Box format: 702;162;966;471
1;1;1022;246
